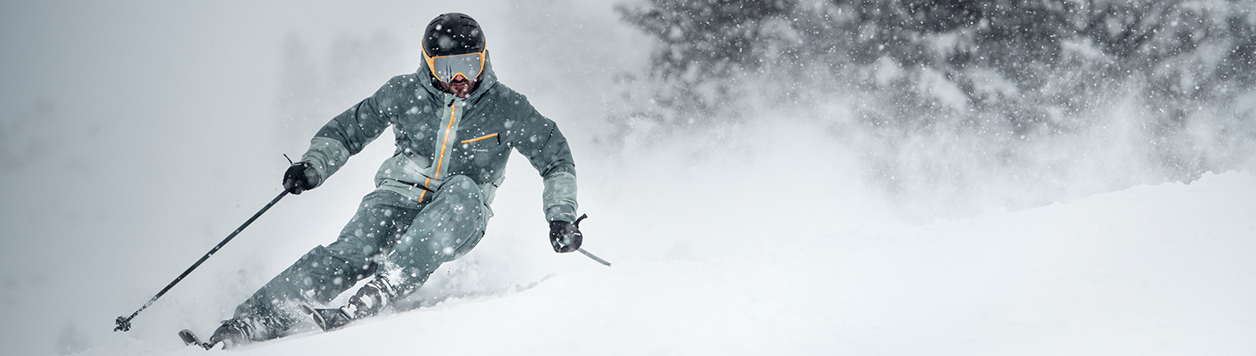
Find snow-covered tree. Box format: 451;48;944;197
616;0;1256;179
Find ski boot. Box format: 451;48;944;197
347;275;398;318
179;317;256;350
209;317;256;349
303;275;398;331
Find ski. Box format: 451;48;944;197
300;303;354;332
178;329;214;350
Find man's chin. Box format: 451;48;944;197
447;82;472;97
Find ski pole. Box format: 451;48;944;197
578;248;612;267
571;214;611;267
114;190;289;332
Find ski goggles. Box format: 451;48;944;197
424;51;485;83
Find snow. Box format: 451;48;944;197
72;169;1256;356
2;1;1255;355
917;68;970;112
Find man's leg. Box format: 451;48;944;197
220;190;423;343
385;175;487;299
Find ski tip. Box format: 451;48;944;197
178;329;198;345
301;303;353;332
178;329;214;350
299;303;327;331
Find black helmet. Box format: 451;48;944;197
423;13;486;57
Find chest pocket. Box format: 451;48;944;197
459;133;501;151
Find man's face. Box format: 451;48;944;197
442;73;476;98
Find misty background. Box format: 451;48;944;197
1;0;1253;355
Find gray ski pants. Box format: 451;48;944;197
232;175;487;339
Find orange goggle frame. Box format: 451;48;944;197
424;50;485;83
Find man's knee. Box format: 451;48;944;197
434;175;486;219
294;247;354;288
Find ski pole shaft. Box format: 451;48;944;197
578;248;612;267
115;190;289;332
568;214;610;267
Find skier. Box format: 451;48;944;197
202;12;582;348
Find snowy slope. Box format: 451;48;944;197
4;1;1255;356
76;170;1255;355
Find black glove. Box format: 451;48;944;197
549;220;583;253
282;161;320;195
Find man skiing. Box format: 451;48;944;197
201;12;582;348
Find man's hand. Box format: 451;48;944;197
282;162;320;195
549;220;583;253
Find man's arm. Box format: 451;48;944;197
512;108;579;223
519;114;582;253
299;78;402;188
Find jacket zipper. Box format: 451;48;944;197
421;99;458;201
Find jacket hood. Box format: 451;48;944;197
416;50;499;102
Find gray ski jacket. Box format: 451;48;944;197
299;52;578;222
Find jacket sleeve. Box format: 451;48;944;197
299;78;402;187
512;105;579;223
